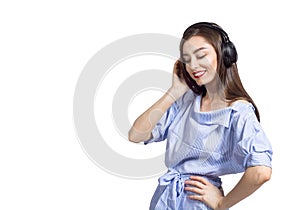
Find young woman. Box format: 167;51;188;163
128;22;272;210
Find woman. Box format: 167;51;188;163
128;22;272;210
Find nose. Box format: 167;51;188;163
190;57;199;70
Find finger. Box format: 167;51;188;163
189;176;210;185
175;60;182;77
184;180;205;189
184;186;204;195
187;195;204;202
173;60;180;70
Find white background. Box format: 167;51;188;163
1;0;299;209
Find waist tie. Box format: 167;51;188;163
157;169;185;209
154;169;222;210
159;169;184;197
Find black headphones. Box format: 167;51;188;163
183;22;238;68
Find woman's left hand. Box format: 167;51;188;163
184;176;226;210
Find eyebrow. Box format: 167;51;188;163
182;47;207;56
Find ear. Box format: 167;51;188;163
222;41;238;68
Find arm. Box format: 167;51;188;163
185;165;272;210
128;90;176;143
128;60;188;143
217;165;272;209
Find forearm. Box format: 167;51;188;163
128;60;189;143
128;89;176;143
218;166;272;210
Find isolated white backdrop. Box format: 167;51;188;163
1;0;299;209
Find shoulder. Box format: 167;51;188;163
230;99;251;107
231;99;255;113
229;102;260;140
230;100;258;125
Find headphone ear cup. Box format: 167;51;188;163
222;41;238;68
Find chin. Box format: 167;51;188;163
195;80;205;86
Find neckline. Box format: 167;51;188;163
194;94;252;114
191;94;253;127
195;95;232;114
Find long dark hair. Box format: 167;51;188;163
179;22;260;121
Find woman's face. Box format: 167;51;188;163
182;36;218;86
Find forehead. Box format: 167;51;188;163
182;36;212;53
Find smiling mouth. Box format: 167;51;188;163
192;70;207;78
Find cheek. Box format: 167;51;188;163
202;55;218;71
211;52;218;70
185;65;193;74
211;57;218;71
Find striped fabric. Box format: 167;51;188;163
145;90;272;210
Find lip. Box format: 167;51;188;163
192;70;207;78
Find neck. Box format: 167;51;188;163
201;79;227;111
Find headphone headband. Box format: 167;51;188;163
183;22;230;43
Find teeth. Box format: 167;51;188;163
195;72;202;76
193;70;206;77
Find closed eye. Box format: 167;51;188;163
196;55;206;60
182;54;206;63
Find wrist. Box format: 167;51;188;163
216;197;229;210
167;87;184;101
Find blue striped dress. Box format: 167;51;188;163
144;90;273;210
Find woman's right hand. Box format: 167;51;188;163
128;60;189;143
168;60;189;100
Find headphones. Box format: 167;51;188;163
183;22;238;68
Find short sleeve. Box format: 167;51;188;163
144;101;179;145
233;106;273;169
